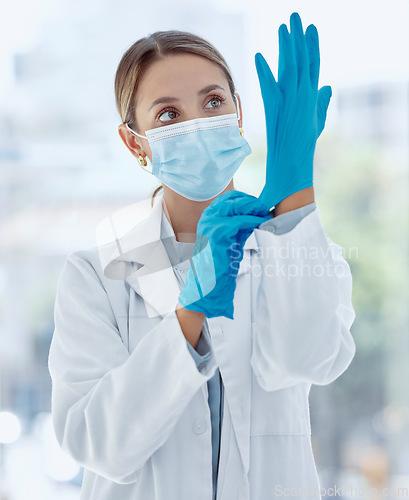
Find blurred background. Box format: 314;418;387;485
0;0;408;498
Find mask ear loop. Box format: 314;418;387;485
233;94;241;121
233;94;244;136
125;122;148;139
124;122;153;173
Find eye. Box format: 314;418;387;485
204;95;226;109
158;108;179;123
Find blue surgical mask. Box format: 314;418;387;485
125;108;251;201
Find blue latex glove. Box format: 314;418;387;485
178;190;272;319
255;12;332;209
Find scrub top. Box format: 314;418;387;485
160;200;317;500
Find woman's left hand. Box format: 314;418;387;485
256;12;332;210
178;190;271;320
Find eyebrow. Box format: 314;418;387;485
148;84;226;111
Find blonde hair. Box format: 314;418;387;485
114;30;237;207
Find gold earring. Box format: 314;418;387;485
138;154;147;167
239;128;244;137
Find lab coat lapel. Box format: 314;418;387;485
120;194;181;319
126;242;181;319
97;192;180;318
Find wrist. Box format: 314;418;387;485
175;302;206;349
274;186;315;217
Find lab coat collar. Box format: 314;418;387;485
96;189;259;318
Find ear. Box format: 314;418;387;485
118;124;145;159
234;92;243;129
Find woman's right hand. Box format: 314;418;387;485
255;12;332;210
178;190;271;319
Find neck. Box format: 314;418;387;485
162;181;235;243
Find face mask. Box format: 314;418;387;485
125;102;251;201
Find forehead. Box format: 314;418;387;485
136;53;228;106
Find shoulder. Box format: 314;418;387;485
65;245;103;274
58;246;108;294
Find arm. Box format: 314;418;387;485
273;186;315;216
48;253;218;484
251;205;356;391
175;303;205;350
259;200;316;235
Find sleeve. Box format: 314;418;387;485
258;202;317;235
48;253;218;485
250;204;356;392
185;330;213;372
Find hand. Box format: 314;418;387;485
255;12;332;209
178;190;271;319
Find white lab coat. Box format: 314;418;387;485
48;190;356;500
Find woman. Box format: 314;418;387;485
48;12;356;500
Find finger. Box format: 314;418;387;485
316;85;332;137
305;24;320;89
211;189;244;208
231;197;271;217
210;190;254;208
255;52;276;85
230;213;274;230
277;23;296;93
213;191;243;205
200;211;270;233
208;190;248;216
204;191;241;217
255;52;280;99
214;194;270;218
234;230;252;253
190;245;217;299
289;12;308;84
